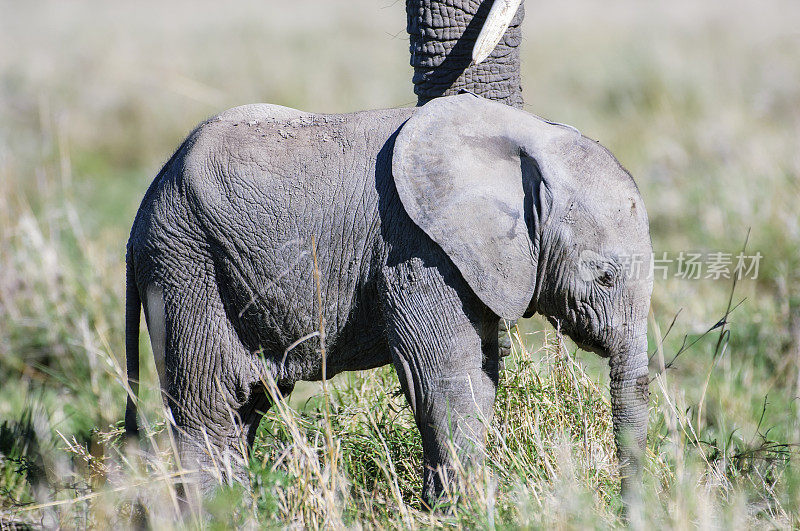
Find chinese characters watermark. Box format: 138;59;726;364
578;250;762;281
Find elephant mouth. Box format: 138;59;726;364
543;315;608;357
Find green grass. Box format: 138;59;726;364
1;0;800;527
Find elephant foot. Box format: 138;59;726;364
171;427;249;496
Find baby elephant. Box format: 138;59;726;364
125;93;652;506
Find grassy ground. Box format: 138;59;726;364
1;0;799;527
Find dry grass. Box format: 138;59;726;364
1;0;799;528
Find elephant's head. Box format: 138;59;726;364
393;93;652;501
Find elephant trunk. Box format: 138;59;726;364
406;0;525;108
608;328;649;510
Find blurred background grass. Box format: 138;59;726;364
1;0;799;527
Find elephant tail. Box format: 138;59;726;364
124;254;141;439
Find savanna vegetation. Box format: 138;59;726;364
1;0;799;527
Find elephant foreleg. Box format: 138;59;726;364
381;259;499;508
410;367;498;507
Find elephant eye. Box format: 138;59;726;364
597;268;616;287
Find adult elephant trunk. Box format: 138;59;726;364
406;0;525;108
608;327;649;509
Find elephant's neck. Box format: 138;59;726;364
407;0;524;108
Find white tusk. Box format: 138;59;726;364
472;0;523;64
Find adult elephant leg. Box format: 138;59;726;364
381;259;499;507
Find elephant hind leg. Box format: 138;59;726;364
169;382;291;494
151;276;287;493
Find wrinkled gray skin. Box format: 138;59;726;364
125;93;651;507
407;0;524;107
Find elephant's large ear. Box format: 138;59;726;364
392;93;564;320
